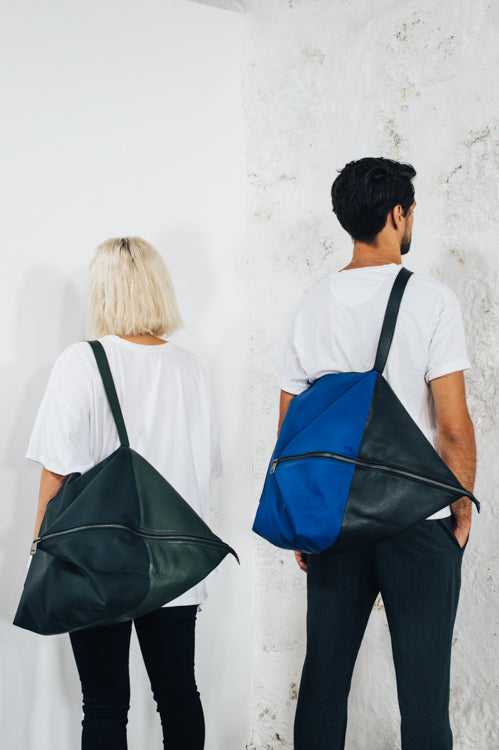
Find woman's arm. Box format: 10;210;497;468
33;467;68;538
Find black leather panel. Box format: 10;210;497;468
332;465;457;552
359;374;470;492
38;448;141;535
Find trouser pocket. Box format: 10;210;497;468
437;516;468;552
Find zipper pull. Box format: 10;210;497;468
270;460;278;474
30;538;41;555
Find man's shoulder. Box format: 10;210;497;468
300;266;459;298
298;275;334;307
293;266;462;321
406;271;461;311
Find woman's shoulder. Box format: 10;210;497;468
164;341;201;364
52;339;210;389
35;342;97;414
49;341;96;377
165;342;210;383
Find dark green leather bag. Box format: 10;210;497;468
14;341;238;635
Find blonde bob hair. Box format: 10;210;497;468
88;237;183;338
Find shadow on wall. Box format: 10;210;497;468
1;265;86;622
0;266;85;748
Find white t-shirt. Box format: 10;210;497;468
281;263;471;521
26;335;223;607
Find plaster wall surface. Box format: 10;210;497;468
0;2;250;749
241;1;499;748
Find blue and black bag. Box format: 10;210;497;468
253;267;479;553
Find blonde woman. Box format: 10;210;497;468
26;237;222;749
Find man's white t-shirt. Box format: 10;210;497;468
281;263;470;521
26;335;223;608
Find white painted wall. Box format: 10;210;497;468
242;1;499;749
0;1;250;748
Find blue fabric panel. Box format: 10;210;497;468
275;372;371;456
281;371;377;460
253;371;377;552
272;457;356;552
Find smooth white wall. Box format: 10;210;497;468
0;1;250;748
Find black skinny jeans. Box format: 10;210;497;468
69;605;204;750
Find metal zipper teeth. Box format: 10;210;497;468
270;452;478;507
31;524;230;555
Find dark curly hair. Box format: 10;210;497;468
331;157;416;243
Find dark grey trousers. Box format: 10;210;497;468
294;517;465;750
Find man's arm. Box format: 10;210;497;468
278;390;309;572
33;467;68;539
278;390;295;433
430;371;476;547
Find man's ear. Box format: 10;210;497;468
388;204;404;230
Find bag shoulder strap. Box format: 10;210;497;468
373;267;413;374
88;340;130;448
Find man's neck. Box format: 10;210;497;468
341;239;402;271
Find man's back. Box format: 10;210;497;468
281;263;469;448
277;157;477;750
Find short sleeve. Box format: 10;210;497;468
425;294;471;383
280;311;310;395
26;346;93;475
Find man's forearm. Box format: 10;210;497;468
438;423;476;530
278;390;295;433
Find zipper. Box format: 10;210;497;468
270;452;479;509
31;524;231;556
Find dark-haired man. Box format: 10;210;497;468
279;158;476;750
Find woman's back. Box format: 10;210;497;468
27;335;222;607
22;236;221;748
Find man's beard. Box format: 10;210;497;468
400;228;412;256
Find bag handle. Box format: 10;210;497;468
88;340;130;448
373;267;413;373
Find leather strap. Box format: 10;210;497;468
373;267;413;373
88;340;130;448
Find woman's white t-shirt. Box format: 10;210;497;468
26;335;223;608
281;264;471;521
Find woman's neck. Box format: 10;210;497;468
117;334;167;346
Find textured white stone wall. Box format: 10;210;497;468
240;1;499;748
